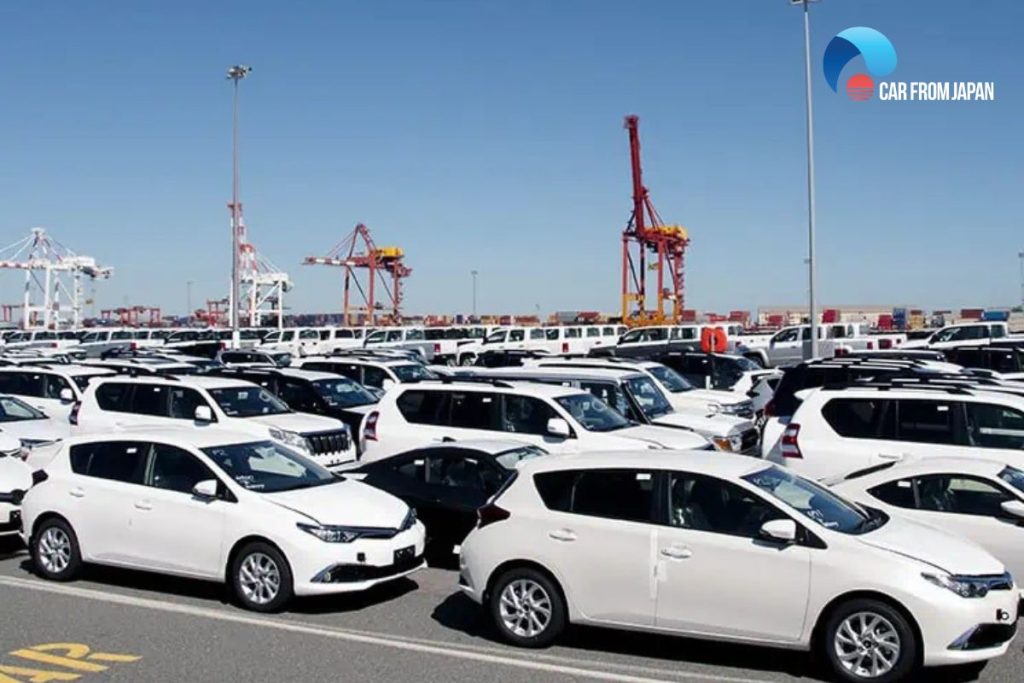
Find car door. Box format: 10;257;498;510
65;440;149;564
812;397;900;473
128;442;227;577
655;472;811;641
531;468;659;626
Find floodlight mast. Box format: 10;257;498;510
227;64;251;344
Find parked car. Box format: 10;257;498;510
348;440;545;557
903;322;1016;350
737;324;907;368
295;355;437;390
0;435;32;539
0;365;116;422
459;451;1019;682
314;327;368;355
589;324;704;358
454;326;620;366
217;349;293;368
76;328;137;358
74;375;356;469
655;352;781;410
0;395;70;444
767;384;1024;481
360;380;711;461
833;457;1024;597
944;346;1024;380
20;429;425;611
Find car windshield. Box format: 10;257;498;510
647;365;694;393
208;386;291;417
625;376;674;419
485;330;506;344
999;466;1024;495
494;445;547;470
312;378;377;408
391;364;437;382
71;373;113;391
0;396;46;421
732;356;762;372
202;440;335;493
555;393;630;432
743;466;884;535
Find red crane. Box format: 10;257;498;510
620;115;690;326
304;223;412;327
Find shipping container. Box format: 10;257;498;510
960;308;984;320
982;310;1010;322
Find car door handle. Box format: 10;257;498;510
134;501;153;511
660;546;693;560
878;453;904;461
69;487;85;498
548;529;577;542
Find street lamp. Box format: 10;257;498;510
471;270;479;318
791;0;819;358
186;280;193;322
1018;251;1024;309
226;64;252;341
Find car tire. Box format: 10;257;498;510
489;567;566;648
821;598;918;683
32;517;83;582
231;542;294;613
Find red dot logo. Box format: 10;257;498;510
846;73;874;101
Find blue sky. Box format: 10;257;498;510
0;0;1020;318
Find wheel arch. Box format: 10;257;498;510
810;590;924;665
484;559;571;620
30;511;73;541
224;535;292;583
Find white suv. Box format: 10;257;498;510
20;428;425;611
360;381;710;461
769;385;1024;481
0;365;115;422
74;375;356;469
459;452;1019;682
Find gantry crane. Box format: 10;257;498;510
304;223;411;326
620;115;690;326
0;228;112;329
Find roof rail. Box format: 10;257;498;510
823;381;973;395
419;376;516;389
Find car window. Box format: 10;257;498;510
312;378;376;408
396;390;448;426
0;396;45;421
0;372;37;397
202;440;334;493
167;387;211;420
386;330;403;342
620;330;643;344
391;364;437;383
95;382;135;412
624;376;673;419
822;398;895;439
70;441;148;484
277;379;319;412
43;375;72;399
426;455;496;492
131;385;168;417
964;402;1024;450
896;399;959;445
915;475;1012;517
585;327;600;338
555;393;629;432
448;392;499;430
394;456;426;481
672;473;786;537
208;386;290;417
569;469;656;523
405;329;425;341
502;394;558;435
508;330;525;342
529;329;545;340
148;443;216;494
362;366;390;388
869;479;918;509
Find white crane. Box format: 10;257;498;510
0;228;112;330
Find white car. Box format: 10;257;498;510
20;429;425;611
360;381;711;461
833;457;1024;598
259;328;323;356
0;365;116;422
459;451;1019;682
0;395;70;444
0;432;30;538
74;375;356;469
295;355;437;391
768;385;1024;481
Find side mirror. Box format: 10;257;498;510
1000;500;1024;520
59;388;75;403
546;418;571;439
759;519;798;544
194;405;214;423
192;479;218;499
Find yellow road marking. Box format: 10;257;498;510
0;665;80;682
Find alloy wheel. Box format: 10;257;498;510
499;578;553;638
38;527;72;574
834;611;902;679
238;552;281;606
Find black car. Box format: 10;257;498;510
209;367;379;438
349;442;545;557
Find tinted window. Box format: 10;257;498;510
73;441;148;484
896;399;958;445
502;395;558;435
43;375;72;399
586;327;600;338
167;387;210;420
0;372;37;397
672;473;785;538
396;390;448;425
277;379;319;412
571;470;656;523
131;385;168;417
822;398;894;439
916;475;1011;517
448;392;499;429
394;456;426;481
148;444;215;494
362;366;389;388
870;479;918;508
965;402;1024;449
95;383;135;412
426;454;497;492
533;471;576;511
508;330;525;342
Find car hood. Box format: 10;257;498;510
245;412;345;434
0;419;69;442
686;389;746;406
617;424;710;449
651;411;745;437
858;516;1004;575
262;478;410;528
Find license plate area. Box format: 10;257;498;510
394;546;415;563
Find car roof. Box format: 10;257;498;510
66;425;266;449
92;374;256;390
839;457;1011;486
398;380;584;399
808;384;1024;404
483;366;645;381
301;356;415;368
393;439;541;456
258;368;341;382
0;364;114;377
517;450;770;478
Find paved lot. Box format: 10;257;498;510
0;539;1018;683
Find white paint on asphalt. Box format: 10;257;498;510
0;575;774;683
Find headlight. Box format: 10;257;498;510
268;428;310;452
297;523;362;543
922;572;992;598
706;403;722;416
719;402;748;416
400;507;417;531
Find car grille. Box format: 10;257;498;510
304;429;350;455
314;553;424;584
0;510;22;534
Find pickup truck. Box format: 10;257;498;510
902;322;1021;350
735;323;906;367
591;324;743;359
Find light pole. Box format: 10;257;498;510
186;280;193;322
227;64;251;342
471;270;478;318
792;0;819;358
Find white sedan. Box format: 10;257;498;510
833;457;1024;597
20;427;425;611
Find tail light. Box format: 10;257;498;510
764;399;776;418
364;411;379;441
834;347;849;357
867;341;875;350
780;424;802;458
433;343;441;353
880;338;892;349
69;402;81;426
129;342;138;351
561;342;569;353
477;503;511;529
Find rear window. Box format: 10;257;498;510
95;383;135;412
69;441;147;484
396;390;448;425
822;398;893;439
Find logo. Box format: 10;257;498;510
823;27;897;101
823;26;995;102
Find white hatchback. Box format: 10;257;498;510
459;452;1019;682
20;428;426;611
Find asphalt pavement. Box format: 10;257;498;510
0;538;1018;683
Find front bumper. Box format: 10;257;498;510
0;505;21;537
919;584;1019;666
